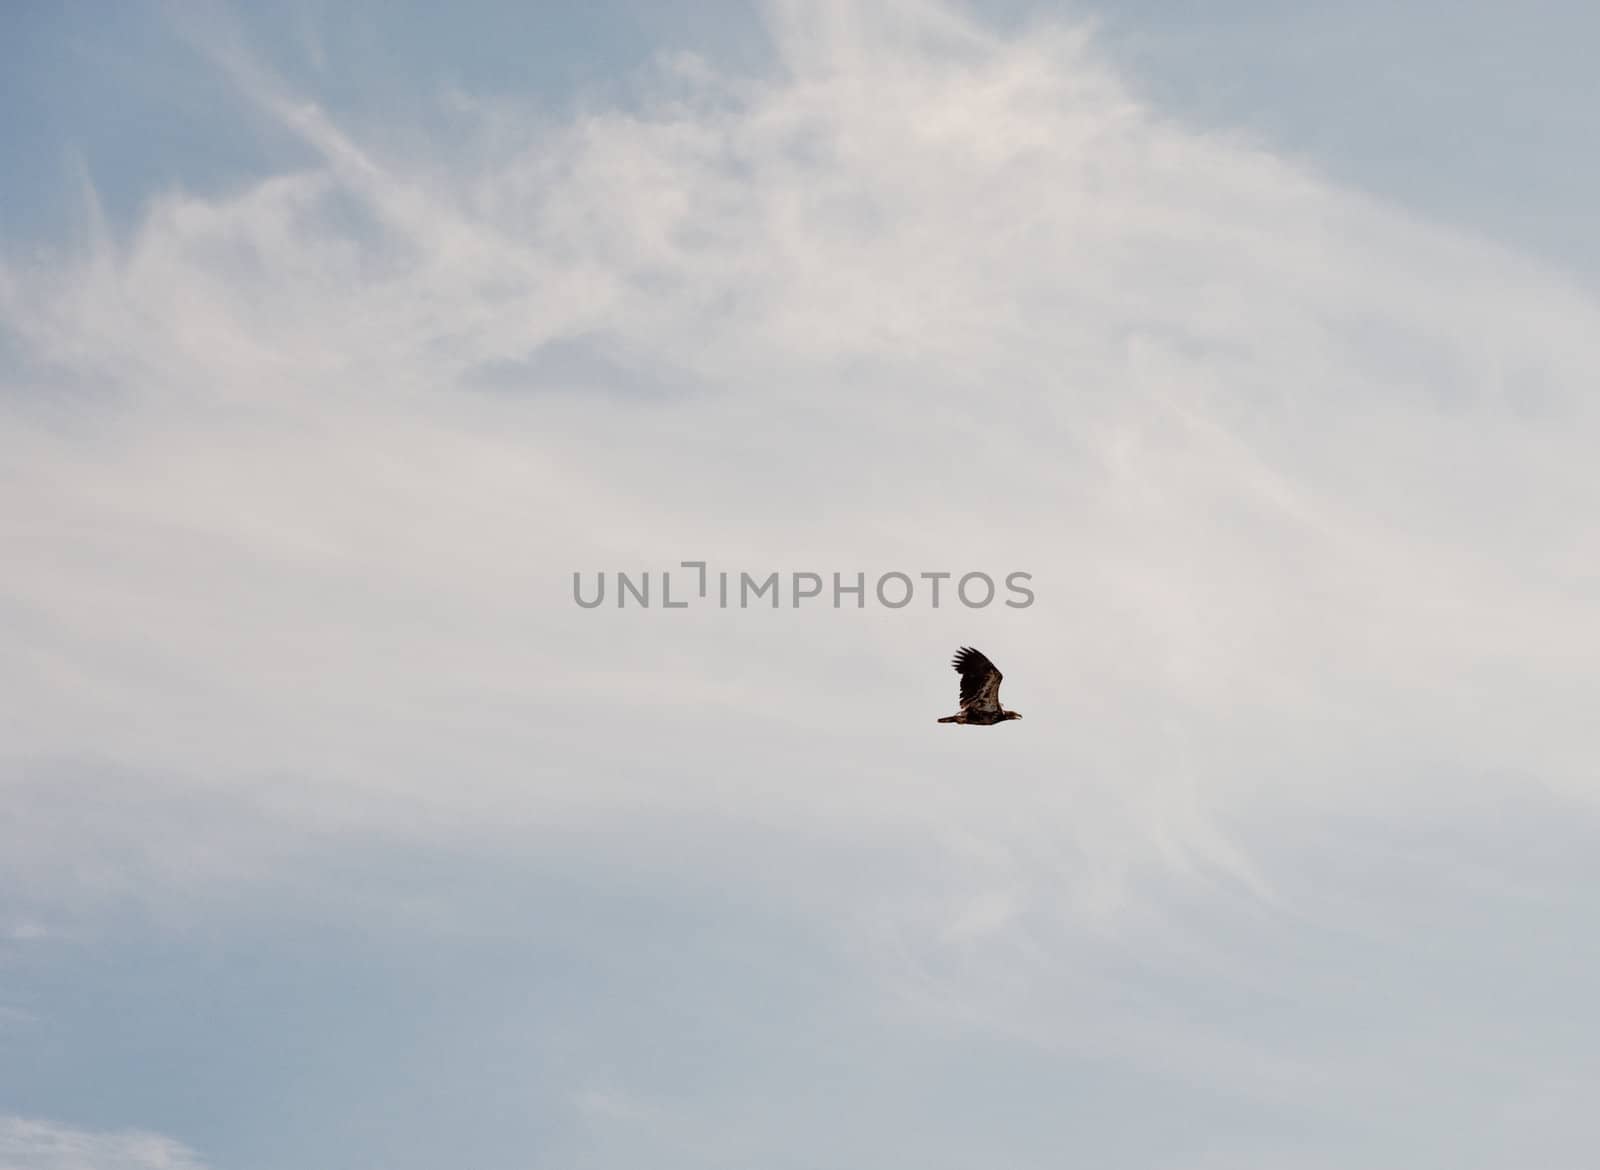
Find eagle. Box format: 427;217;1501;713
937;646;1023;725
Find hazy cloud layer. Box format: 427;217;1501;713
3;2;1598;1167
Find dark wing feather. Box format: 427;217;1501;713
951;646;1004;714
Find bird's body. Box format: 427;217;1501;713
937;646;1022;724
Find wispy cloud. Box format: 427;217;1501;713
0;1117;206;1170
2;2;1598;1166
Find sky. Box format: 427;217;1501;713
3;2;1599;1167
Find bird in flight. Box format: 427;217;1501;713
937;646;1023;725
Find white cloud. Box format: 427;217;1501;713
4;0;1592;817
0;1118;205;1170
2;2;1599;1164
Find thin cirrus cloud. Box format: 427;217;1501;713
0;1117;206;1170
2;1;1599;1167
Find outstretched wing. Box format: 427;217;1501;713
952;646;1003;715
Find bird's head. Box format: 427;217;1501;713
1004;710;1023;721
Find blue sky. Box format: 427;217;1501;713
4;3;1600;1168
